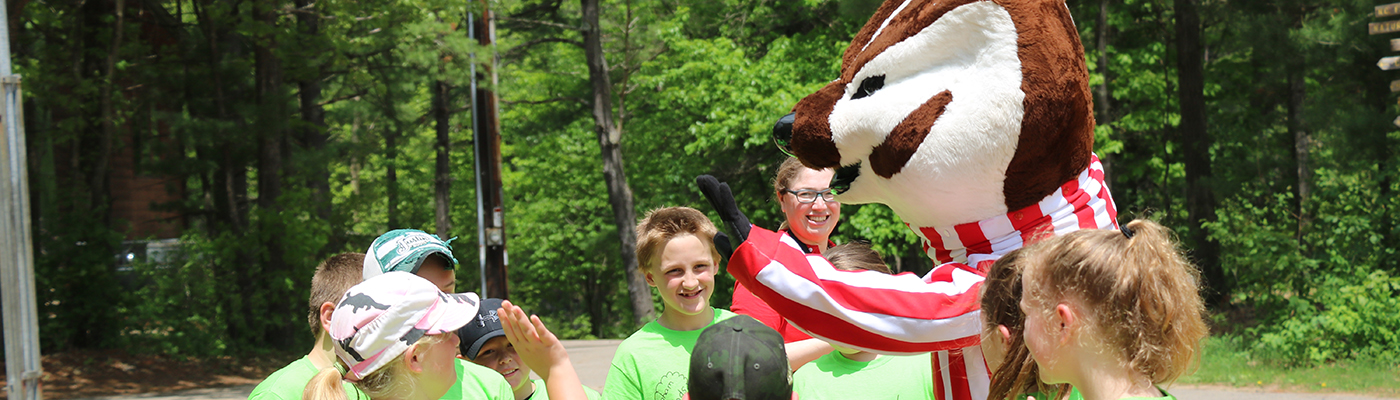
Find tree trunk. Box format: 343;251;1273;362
581;0;654;326
254;0;290;349
1174;0;1225;305
1286;66;1311;249
434;80;452;239
386;126;399;229
93;0;124;221
375;56;403;229
350;113;363;196
385;113;400;229
1096;0;1115;186
193;0;245;231
294;0;335;252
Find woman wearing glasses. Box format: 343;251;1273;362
731;157;841;347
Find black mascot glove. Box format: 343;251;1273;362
696;175;753;259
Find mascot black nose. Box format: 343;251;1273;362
772;112;796;156
832;163;860;194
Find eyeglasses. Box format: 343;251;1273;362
783;188;838;204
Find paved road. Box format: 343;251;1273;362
70;340;1394;400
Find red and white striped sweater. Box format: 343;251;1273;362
727;155;1117;400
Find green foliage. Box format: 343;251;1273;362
16;0;1400;364
33;211;126;351
1252;270;1400;365
1209;167;1400;366
113;188;333;356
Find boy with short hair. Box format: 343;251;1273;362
685;315;796;400
791;243;936;400
249;253;366;400
459;298;603;400
364;228;515;400
603;207;738;400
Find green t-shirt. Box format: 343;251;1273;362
249;356;510;400
443;358;517;400
1018;387;1085;400
1022;387;1167;400
793;352;936;400
248;355;362;400
1121;388;1173;400
602;308;737;400
527;378;602;400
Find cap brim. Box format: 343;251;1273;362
467;331;507;360
418;292;481;335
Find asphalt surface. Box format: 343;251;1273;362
70;340;1395;400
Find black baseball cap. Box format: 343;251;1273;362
457;298;506;360
688;316;793;400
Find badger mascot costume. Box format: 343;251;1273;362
697;0;1118;399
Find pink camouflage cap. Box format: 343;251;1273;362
328;271;480;381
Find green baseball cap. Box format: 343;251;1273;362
363;229;459;280
689;315;792;400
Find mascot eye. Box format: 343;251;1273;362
851;75;885;100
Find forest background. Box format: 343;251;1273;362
8;0;1400;370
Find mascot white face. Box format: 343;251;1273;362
775;0;1096;229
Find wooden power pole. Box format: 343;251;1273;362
470;2;508;299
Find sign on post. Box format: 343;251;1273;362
1379;2;1400;18
1393;115;1400;128
1391;38;1400;52
1380;56;1400;70
1392;80;1400;92
1371;19;1400;35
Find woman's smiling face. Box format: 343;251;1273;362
780;167;840;247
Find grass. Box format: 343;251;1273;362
1178;335;1400;397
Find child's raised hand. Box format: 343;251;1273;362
498;300;569;380
498;301;588;400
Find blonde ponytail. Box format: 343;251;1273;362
304;367;349;400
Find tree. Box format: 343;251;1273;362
580;0;653;326
1173;0;1224;305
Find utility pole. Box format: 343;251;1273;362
0;0;44;399
470;1;508;299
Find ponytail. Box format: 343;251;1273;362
304;367;349;400
1021;219;1208;385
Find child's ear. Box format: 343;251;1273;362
644;269;657;287
997;325;1013;344
1054;303;1076;343
319;302;336;332
406;344;426;373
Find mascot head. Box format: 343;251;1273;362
774;0;1095;229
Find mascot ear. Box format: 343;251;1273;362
695;175;753;252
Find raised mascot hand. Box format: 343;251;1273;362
695;175;753;258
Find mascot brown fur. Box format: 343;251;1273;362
716;1;1119;400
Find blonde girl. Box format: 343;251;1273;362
1018;219;1208;400
304;271;481;400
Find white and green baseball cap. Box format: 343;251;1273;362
363;229;460;280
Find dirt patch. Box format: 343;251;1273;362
0;349;296;399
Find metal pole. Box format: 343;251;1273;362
468;12;487;297
0;1;45;398
471;1;508;299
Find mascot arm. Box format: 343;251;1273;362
729;226;984;354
